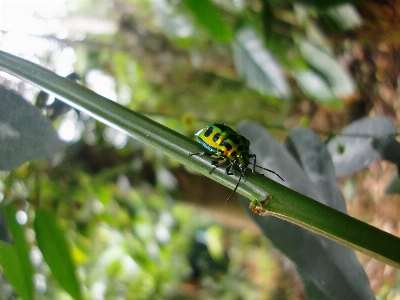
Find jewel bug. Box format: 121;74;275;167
189;123;283;203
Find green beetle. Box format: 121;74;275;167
189;123;283;203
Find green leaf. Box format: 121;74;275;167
297;39;356;98
294;0;362;10
293;69;335;103
34;209;83;300
372;136;400;166
0;205;34;300
0;86;64;170
238;123;375;300
322;4;362;30
153;0;194;39
327;116;397;177
184;0;233;42
233;27;291;98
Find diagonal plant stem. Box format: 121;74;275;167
1;50;400;268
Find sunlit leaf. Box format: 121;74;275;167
238;122;374;300
205;226;224;261
153;0;194;39
232;27;291;98
0;205;34;300
298;39;356;98
293;69;336;103
322;4;362;30
0;86;64;170
327;116;397;177
34;209;83;300
184;0;233;42
295;0;362;10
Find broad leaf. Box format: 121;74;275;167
285;128;347;213
294;0;362;10
153;0;194;39
372;135;400;195
0;86;64;170
237;122;374;300
298;39;356;98
0;205;34;300
34;208;83;300
327;116;397;177
322;4;362;30
293;69;336;103
232;27;291;98
372;136;400;166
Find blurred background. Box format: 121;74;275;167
0;0;399;299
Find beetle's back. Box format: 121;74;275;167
196;123;251;166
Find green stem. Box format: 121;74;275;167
1;50;400;268
0;50;255;198
256;178;400;268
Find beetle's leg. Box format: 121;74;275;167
249;153;284;181
189;151;232;176
225;162;235;175
249;154;261;175
210;156;227;174
225;170;244;203
189;151;207;157
249;154;266;177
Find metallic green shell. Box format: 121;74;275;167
195;123;252;169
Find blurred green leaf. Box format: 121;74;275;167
0;86;64;171
298;39;356;98
238;123;375;300
322;4;362;30
327;116;397;177
34;208;83;300
293;69;336;103
205;226;224;261
372;136;400;166
233;27;291;98
184;0;233;42
153;0;194;40
0;205;34;300
294;0;362;10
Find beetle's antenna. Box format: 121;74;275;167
225;171;244;203
250;163;284;181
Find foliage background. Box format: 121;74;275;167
0;0;400;299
